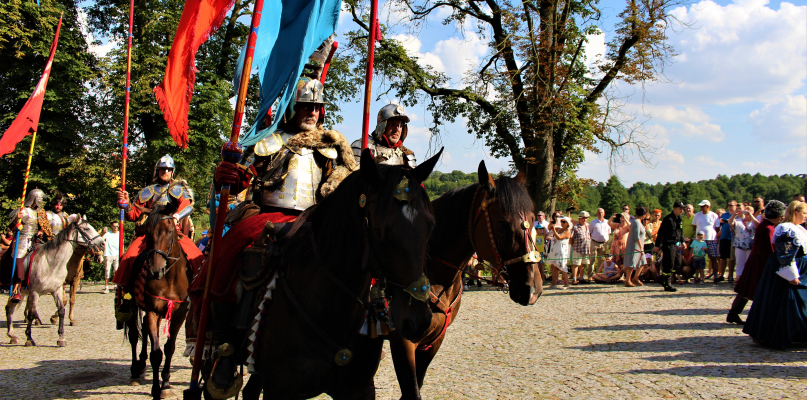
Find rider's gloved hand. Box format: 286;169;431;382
214;161;241;186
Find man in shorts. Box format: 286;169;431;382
102;222;120;293
692;199;720;282
717;200;739;283
570;211;592;284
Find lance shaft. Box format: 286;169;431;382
118;0;135;259
187;0;265;393
9;131;38;296
360;0;379;150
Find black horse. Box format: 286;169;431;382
242;149;441;399
388;161;543;399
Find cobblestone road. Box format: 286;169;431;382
1;282;804;399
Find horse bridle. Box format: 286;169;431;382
145;215;180;279
70;222;104;253
467;185;540;288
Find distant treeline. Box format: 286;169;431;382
424;172;806;216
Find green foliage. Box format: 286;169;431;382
600;175;630;216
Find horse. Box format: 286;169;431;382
239;149;440;399
388;161;543;399
44;249;95;327
125;192;194;400
3;215;104;347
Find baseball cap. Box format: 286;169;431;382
578;211;590;218
698;200;711;207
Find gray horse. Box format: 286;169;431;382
4;215;104;347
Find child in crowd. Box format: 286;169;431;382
677;238;694;283
691;231;708;284
593;255;623;283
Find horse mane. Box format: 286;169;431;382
430;175;533;250
39;222;77;252
282;164;430;267
144;202;176;234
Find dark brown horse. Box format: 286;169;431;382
240;149;440;399
388;161;543;399
125;194;192;400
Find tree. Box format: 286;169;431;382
340;0;684;213
0;0;101;223
600;175;629;216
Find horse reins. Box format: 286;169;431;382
145;215;181;279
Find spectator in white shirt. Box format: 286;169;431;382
102;222;121;293
589;208;611;267
692;200;720;281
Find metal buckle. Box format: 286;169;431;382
522;251;541;263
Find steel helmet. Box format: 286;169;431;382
373;104;410;143
153;154;175;181
24;188;46;208
284;77;327;125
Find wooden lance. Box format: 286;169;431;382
186;0;265;396
360;0;379;150
117;0;135;259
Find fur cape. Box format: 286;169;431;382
285;126;358;197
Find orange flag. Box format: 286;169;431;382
0;15;63;157
154;0;235;149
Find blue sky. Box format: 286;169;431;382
329;0;807;185
84;0;807;185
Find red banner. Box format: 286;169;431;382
154;0;235;149
0;16;63;157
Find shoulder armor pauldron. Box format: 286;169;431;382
254;132;292;156
138;186;156;203
316;147;338;159
169;183;184;199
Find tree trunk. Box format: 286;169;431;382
526;126;554;214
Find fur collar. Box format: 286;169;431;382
283;127;358;197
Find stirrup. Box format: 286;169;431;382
115;293;134;322
207;343;243;399
10;284;22;303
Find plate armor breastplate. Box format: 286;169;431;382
138;182;185;207
47;211;69;235
351;138;416;167
15;208;39;236
260;149;322;211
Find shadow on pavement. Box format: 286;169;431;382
636;308;728;316
0;358;191;399
574;322;737;331
569;335;807;369
627;364;807;379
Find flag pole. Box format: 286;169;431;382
186;0;265;396
360;0;379;150
117;0;135;259
9;131;38;297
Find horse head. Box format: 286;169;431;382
67;214;105;255
142;194;182;280
357;148;442;341
473;161;542;306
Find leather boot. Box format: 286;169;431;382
726;295;747;325
662;273;677;292
10;283;22;303
208;302;242;397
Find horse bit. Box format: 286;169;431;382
468;186;541;291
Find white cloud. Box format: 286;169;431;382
390;34;445;73
462;152;476;158
584;33;605;71
638;105;711;125
431;31;487;82
658;149;685;164
441;150;452;165
645;0;807;105
695;155;726;168
749;95;807;142
676;122;726;142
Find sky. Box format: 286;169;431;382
84;0;807;186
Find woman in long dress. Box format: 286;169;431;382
624;207;648;287
548;217;572;289
743;201;807;349
727;200;786;324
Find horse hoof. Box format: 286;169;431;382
24;340;34;347
57;339;67;347
160;389;173;398
69;321;77;327
9;337;19;345
129;379;140;386
50;316;58;324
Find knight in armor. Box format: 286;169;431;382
351;103;417;167
46;191;70;239
7;189;47;303
200;76;357;396
112;155;204;311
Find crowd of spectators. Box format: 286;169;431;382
528;194;807;291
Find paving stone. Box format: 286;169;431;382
1;282;805;399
